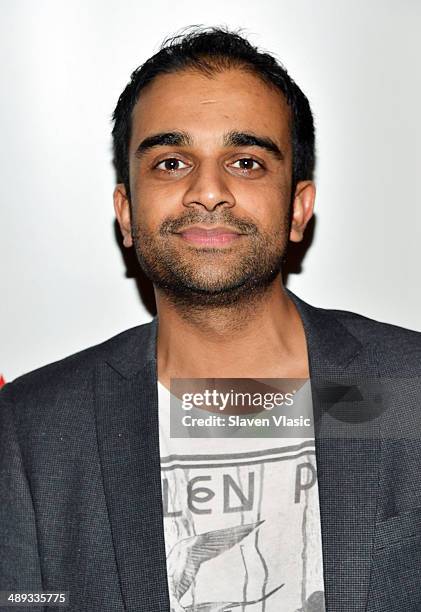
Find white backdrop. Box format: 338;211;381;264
1;0;420;381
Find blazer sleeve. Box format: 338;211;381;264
0;384;43;593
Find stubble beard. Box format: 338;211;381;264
131;209;291;311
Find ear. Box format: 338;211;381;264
289;181;316;243
113;184;133;248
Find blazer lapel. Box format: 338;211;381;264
288;290;380;612
94;318;170;612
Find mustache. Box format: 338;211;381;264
158;210;258;235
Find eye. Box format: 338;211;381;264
155;158;190;172
230;158;263;172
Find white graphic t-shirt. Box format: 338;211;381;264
158;380;326;612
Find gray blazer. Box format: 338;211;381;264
1;289;421;612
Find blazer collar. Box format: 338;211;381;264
96;289;379;612
286;288;363;373
104;317;158;380
105;288;363;380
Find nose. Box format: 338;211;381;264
182;160;235;212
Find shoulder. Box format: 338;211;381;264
288;289;421;376
0;319;155;412
324;305;421;374
329;305;421;344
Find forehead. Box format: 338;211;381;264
130;68;292;152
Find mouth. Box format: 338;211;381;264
174;226;245;247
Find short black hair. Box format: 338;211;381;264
112;26;315;199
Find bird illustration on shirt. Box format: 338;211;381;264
167;520;283;612
182;583;284;612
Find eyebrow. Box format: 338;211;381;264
134;129;284;160
135;131;192;157
223;131;284;160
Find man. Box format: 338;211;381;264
1;27;421;612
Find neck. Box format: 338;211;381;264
155;276;309;387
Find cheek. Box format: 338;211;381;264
131;179;184;230
234;176;291;226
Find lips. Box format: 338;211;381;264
177;226;243;247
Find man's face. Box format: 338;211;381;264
114;67;314;306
